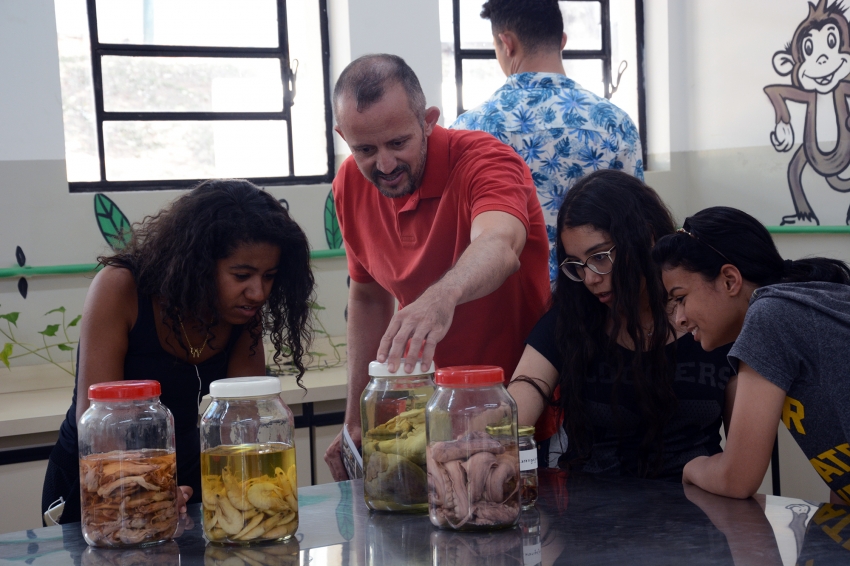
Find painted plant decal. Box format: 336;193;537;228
766;0;850;225
15;246;27;299
324;188;342;249
0;305;81;374
94;193;133;250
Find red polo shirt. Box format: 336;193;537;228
333;125;550;389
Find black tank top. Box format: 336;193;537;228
57;292;243;502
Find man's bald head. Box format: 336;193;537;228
333;54;427;123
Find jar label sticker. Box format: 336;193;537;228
520;449;538;471
523;542;542;565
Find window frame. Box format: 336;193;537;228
68;0;335;193
451;0;647;164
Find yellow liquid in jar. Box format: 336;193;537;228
361;400;431;513
201;443;298;545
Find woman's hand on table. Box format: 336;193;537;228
681;456;707;486
681;364;785;498
177;485;193;514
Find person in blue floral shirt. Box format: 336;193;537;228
452;0;643;281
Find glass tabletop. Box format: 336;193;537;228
1;470;848;565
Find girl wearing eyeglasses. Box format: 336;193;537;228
508;170;735;480
653;206;850;502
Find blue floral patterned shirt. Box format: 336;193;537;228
451;72;644;280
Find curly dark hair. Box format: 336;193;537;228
480;0;563;54
99;179;315;382
548;170;677;476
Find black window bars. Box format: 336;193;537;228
71;0;334;193
451;0;647;164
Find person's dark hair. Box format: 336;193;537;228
100;179;315;382
652;206;850;286
333;54;426;122
520;170;678;476
481;0;563;54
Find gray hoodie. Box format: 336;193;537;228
729;281;850;501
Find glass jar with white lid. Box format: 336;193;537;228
360;360;436;512
199;376;297;545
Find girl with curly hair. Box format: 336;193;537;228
653;206;850;501
509;170;735;480
42;179;314;524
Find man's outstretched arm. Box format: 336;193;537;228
377;210;528;373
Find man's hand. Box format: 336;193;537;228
376;211;526;373
324;424;361;482
377;285;457;373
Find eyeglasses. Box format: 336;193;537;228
560;245;616;282
676;228;733;264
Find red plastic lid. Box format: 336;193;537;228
435;365;504;387
89;380;161;400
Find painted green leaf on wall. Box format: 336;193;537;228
0;343;12;368
324;189;342;249
39;324;60;337
94;193;133;251
0;312;19;326
68;315;82;327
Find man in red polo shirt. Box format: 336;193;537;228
324;54;550;481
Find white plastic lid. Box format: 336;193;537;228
209;376;281;398
368;360;435;377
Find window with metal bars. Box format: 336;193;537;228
441;0;646;161
55;0;334;192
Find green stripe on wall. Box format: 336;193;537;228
0;249;346;279
4;227;849;280
765;225;850;234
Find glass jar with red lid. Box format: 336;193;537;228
425;366;520;530
78;380;178;547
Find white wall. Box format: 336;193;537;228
328;0;444;160
0;0;65;162
646;0;850;239
345;0;443;113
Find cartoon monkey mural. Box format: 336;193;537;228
766;0;850;225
